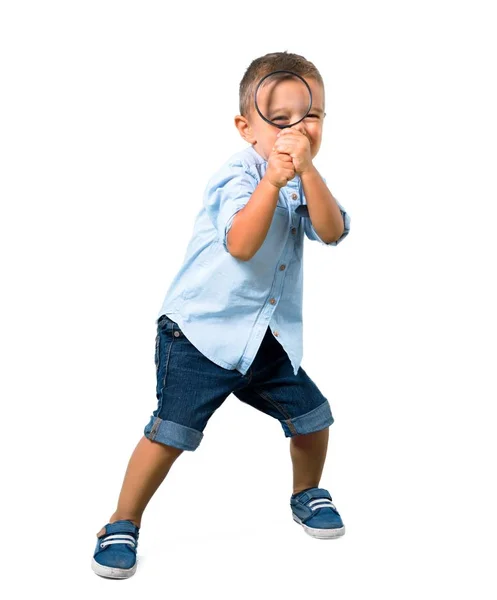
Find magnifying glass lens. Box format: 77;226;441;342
255;72;311;128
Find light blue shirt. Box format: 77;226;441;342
158;144;351;376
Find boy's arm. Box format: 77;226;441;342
227;176;280;261
302;170;351;246
204;152;294;260
272;129;350;246
300;166;345;244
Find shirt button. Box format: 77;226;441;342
269;298;276;305
291;227;297;235
279;264;286;271
174;331;180;337
273;330;279;337
291;193;298;200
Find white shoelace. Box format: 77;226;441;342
100;533;136;549
308;498;337;512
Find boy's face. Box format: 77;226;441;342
235;77;326;163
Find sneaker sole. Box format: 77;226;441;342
91;557;137;579
292;513;346;539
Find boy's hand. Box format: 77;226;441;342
273;128;312;175
264;146;296;189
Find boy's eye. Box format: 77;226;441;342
270;114;320;123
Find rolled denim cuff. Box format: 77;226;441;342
144;415;203;451
280;400;334;437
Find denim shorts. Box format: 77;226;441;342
143;314;334;451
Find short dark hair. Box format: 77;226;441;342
239;51;324;118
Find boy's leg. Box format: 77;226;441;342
290;426;329;495
229;328;332;496
97;435;183;535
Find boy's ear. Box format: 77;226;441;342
234;115;256;144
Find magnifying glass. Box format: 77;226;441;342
254;70;313;129
254;70;313;216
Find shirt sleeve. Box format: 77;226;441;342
203;159;258;253
303;175;351;246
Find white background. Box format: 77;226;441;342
1;1;496;598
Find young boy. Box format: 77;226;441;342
92;51;351;579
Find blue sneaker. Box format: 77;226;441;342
91;519;140;578
291;487;345;539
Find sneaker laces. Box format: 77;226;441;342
99;533;137;549
307;498;337;512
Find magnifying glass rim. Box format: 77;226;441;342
254;69;313;130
